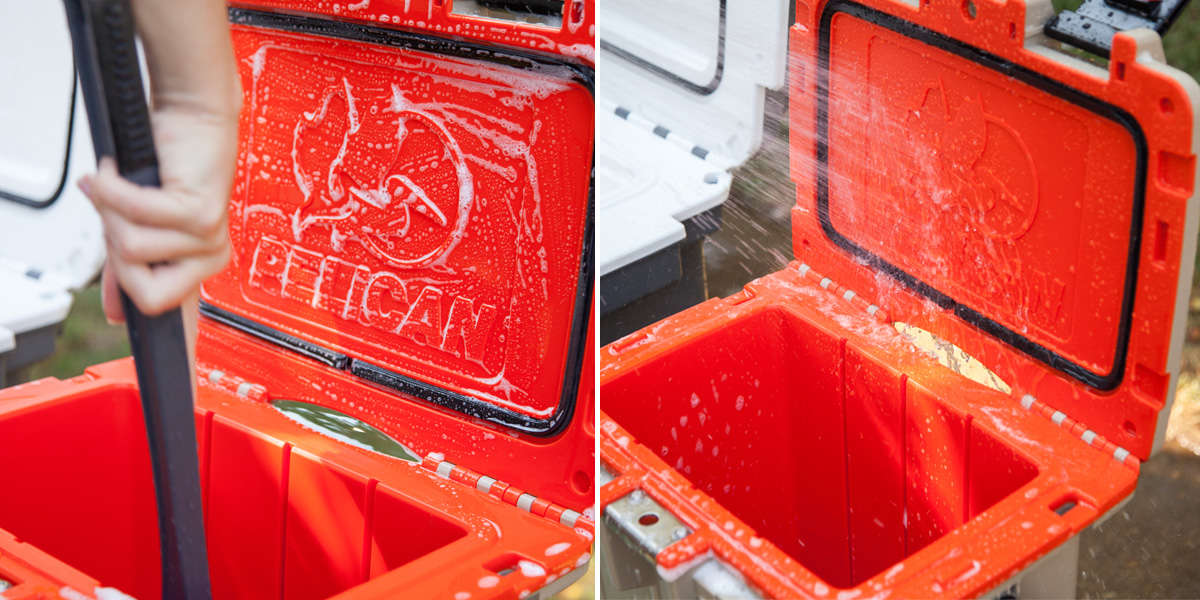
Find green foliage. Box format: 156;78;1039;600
1165;1;1200;80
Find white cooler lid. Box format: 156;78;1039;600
0;259;73;334
0;3;103;335
597;0;790;275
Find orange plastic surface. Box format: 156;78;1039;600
600;265;1136;597
0;341;592;600
789;0;1199;459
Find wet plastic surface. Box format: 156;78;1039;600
205;16;593;426
0;355;592;600
690;81;1200;599
0;383;464;600
604;307;1039;588
788;0;1200;460
601;264;1139;597
599;0;1199;595
231;0;595;64
820;8;1139;385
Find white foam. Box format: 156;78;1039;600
518;560;547;577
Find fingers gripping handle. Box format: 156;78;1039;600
62;1;212;598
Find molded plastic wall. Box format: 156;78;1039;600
0;387;466;600
603;308;1037;588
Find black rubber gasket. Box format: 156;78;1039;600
598;0;725;96
815;0;1147;392
211;6;594;436
349;359;569;435
0;74;77;209
201;300;584;435
199;303;350;370
227;6;593;89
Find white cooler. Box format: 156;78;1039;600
0;2;104;383
596;0;790;343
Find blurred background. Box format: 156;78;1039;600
698;3;1200;597
8;289;598;600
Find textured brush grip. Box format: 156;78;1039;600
87;0;159;181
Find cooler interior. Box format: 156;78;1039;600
603;308;1038;589
0;387;467;600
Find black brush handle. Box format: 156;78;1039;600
62;1;213;598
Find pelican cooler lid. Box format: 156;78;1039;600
789;0;1200;459
200;1;594;441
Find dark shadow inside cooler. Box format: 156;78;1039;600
604;308;1037;588
0;387;467;600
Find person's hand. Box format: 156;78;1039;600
74;0;240;365
79;104;238;324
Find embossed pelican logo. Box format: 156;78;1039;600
290;80;474;267
900;81;1040;241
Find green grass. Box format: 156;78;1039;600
1163;1;1200;81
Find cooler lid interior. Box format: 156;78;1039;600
818;6;1142;391
201;8;594;437
791;0;1199;458
599;0;790;166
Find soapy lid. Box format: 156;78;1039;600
789;0;1200;459
200;4;594;440
598;0;790;167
